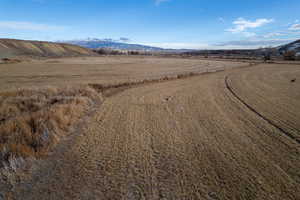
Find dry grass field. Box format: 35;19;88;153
0;56;249;90
0;56;299;199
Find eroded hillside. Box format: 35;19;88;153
0;39;95;59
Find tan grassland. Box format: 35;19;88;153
0;56;299;200
0;56;249;90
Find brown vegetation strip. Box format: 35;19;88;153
89;69;226;97
225;75;300;144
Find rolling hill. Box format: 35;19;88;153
0;39;95;59
278;39;300;54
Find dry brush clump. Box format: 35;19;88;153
89;72;201;92
88;72;220;99
283;51;296;61
1;58;22;64
0;86;102;170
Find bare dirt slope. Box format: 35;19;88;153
6;64;300;200
0;39;94;59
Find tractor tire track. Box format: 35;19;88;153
225;75;300;144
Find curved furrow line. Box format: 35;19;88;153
225;75;300;144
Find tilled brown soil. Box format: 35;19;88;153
2;64;300;199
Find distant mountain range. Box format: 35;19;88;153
62;38;300;55
61;38;165;51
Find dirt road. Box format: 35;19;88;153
7;64;300;199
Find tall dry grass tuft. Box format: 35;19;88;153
0;86;102;169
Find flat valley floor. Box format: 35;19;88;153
1;57;299;199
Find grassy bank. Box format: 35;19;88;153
0;86;102;170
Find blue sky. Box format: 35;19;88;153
0;0;300;49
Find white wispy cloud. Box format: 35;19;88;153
243;32;256;37
289;23;300;31
227;18;274;33
141;42;211;49
0;21;66;31
215;39;295;49
155;0;170;6
263;32;285;38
